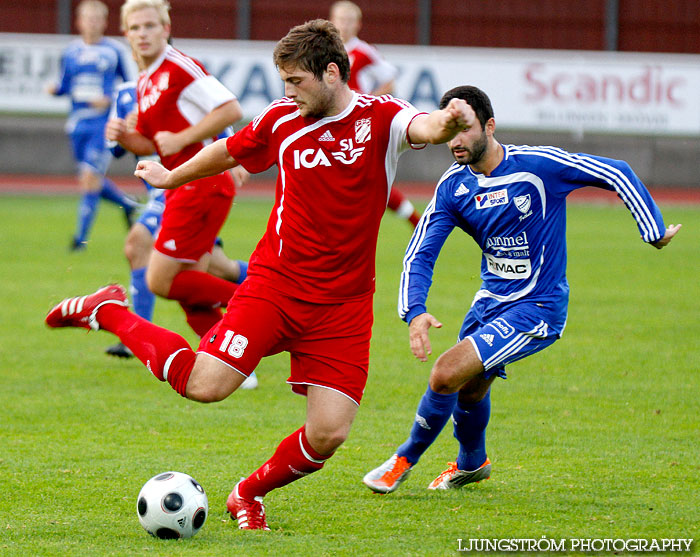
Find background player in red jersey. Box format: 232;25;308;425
330;0;422;228
47;19;473;531
105;0;243;338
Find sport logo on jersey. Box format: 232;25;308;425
479;333;495;347
475;189;508;209
355;118;371;143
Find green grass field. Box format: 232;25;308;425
1;195;698;556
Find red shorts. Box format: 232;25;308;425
197;279;374;405
154;173;235;263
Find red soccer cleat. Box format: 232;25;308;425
45;284;128;331
226;481;270;531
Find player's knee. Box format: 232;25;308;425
146;268;169;297
305;426;348;455
124;236;138;265
429;358;462;394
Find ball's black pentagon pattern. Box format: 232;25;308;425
155;472;173;481
190;479;204;493
193;509;206;530
155;527;180;539
162;492;183;511
137;497;148;516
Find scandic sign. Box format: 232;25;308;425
523;63;685;107
1;33;699;136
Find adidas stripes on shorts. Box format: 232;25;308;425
460;300;564;380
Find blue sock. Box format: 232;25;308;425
396;386;458;465
75;191;100;244
453;391;491;471
235;260;248;284
100;178;137;208
130;267;155;321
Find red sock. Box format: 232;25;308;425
388;189;421;228
387;187;404;211
97;304;195;396
167;270;237;337
179;303;223;337
167;270;238;308
238;426;332;499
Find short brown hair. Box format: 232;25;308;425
273;19;350;83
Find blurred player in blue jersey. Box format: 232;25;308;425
363;85;681;493
47;0;138;251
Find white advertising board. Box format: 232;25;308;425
1;33;699;136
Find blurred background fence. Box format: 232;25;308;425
1;0;698;186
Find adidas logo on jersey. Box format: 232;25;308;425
479;333;495;346
318;130;335;142
455;183;470;197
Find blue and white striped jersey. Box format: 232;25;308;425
398;144;666;328
54;37;129;133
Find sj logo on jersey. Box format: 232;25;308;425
475;189;509;210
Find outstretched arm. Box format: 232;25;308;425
134;138;237;189
651;223;682;249
406;98;475;145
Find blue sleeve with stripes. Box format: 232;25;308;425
398;180;460;324
528;147;666;244
561;152;666;243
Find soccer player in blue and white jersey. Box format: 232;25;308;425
363;85;681;493
48;0;138;251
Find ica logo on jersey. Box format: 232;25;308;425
293;148;332;169
294;119;371;168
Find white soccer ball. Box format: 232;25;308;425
136;471;208;539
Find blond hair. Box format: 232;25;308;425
330;1;362;21
120;0;171;31
77;0;109;18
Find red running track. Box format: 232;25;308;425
1;174;699;204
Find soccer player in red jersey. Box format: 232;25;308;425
46;19;474;530
105;0;243;337
330;0;422;228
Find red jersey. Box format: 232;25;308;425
345;37;397;94
135;45;236;171
226;92;423;303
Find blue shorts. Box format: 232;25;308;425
459;301;565;380
69;121;110;175
137;187;166;237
